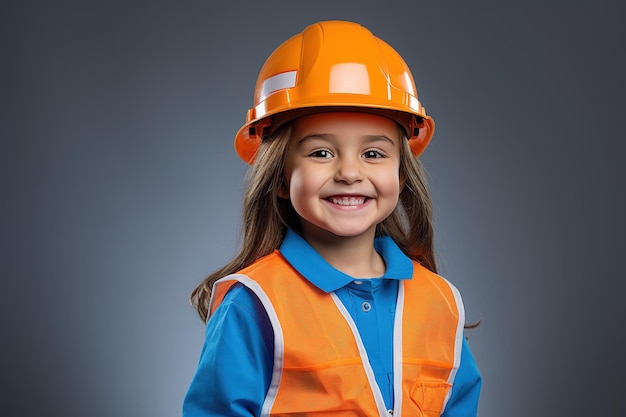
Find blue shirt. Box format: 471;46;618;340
183;230;481;416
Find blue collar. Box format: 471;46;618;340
278;229;414;293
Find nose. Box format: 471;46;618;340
334;155;363;184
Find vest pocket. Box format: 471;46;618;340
408;380;452;416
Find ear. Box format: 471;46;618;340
277;177;290;199
399;169;406;193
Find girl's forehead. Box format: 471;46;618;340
291;111;401;137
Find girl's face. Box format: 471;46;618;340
281;111;403;243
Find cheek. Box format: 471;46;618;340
288;167;322;198
285;168;307;201
378;170;402;197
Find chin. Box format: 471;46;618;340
316;224;377;240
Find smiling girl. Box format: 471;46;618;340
183;20;481;417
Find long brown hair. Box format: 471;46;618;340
190;123;437;322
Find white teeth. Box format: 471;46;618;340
329;196;366;206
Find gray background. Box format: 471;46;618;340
3;1;625;416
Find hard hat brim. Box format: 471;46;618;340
234;101;434;164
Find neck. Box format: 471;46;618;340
300;227;385;278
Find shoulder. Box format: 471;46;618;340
405;261;465;316
210;251;293;307
208;282;266;327
409;261;461;293
236;250;291;277
220;282;262;313
213;282;273;340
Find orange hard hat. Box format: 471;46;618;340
234;20;435;164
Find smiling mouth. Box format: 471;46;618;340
328;196;367;206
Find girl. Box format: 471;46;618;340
183;20;481;417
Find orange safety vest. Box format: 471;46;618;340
209;250;465;417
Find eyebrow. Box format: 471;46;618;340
296;133;396;146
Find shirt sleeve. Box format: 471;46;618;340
182;283;274;417
441;337;482;417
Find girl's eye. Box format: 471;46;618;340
363;149;385;159
309;149;333;158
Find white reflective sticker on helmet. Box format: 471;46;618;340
259;71;297;101
408;94;421;111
